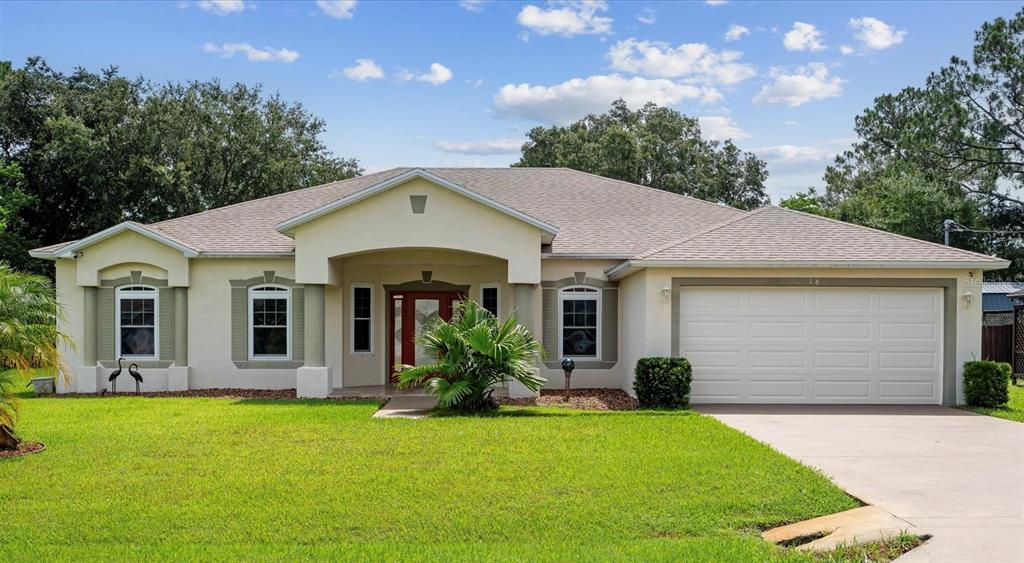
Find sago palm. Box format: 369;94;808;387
0;263;73;449
396;300;545;412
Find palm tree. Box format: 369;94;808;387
0;263;72;449
396;300;545;412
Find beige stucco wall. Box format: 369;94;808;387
617;267;983;403
56;259;84;374
293;177;544;285
74;230;190;287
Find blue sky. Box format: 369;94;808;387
1;0;1018;201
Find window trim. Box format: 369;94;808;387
115;285;159;360
557;285;601;360
248;284;292;361
480;283;501;318
351;283;374;354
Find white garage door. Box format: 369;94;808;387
679;286;943;404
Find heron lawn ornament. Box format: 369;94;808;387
128;364;143;395
108;357;124;394
561;357;575;400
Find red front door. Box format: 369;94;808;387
388;291;463;382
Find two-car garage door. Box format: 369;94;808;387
678;286;943;404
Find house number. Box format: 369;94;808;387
808;278;820;286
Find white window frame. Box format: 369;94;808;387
351;283;374;354
115;285;159;360
557;285;601;360
480;283;501;318
248;284;292;361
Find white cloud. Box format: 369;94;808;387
753;63;844;107
699;116;750;141
849;17;906;50
399;63;453;85
436;138;523;155
517;1;612;37
459;0;485;11
418;63;453;85
706;0;727;5
783;22;825;51
316;0;357;19
340;58;384;81
839;45;855;55
754;144;833;163
724;24;750;41
202;42;299;63
607;39;755;86
637;8;656;25
197;0;245;15
493;74;718;124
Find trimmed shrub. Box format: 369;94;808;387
963;360;1011;408
634;357;693;409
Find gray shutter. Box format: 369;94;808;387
601;288;618;363
541;287;558;359
291;287;305;363
159;288;175;362
97;288;114;363
231;286;247;362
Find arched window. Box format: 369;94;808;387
249;285;291;359
116;285;159;358
558;286;600;359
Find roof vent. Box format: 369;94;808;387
410;195;427;214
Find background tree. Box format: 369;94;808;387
515;100;770;210
783;10;1024;279
0;58;362;274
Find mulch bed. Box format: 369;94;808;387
52;388;300;400
0;441;45;459
500;388;638;411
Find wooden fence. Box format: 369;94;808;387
983;324;1013;364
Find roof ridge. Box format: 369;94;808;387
149;167;409;228
633;207;769;259
769;205;1006;262
559;168;747;214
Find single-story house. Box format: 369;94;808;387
31;168;1010;405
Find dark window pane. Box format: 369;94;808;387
121;327;155;356
253;327;287;356
354;287;371;318
254;299;265;312
354;318;371;352
562;328;597;356
275;312;287;326
482;287;498;316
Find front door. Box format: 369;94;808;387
388;291;463;382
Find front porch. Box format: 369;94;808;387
330;385;510;400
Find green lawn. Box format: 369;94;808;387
967;381;1024;422
0;395;864;562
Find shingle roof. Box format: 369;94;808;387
634;206;1006;264
29;168;1009;268
142;167;748;256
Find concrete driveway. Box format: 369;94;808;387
698;405;1024;563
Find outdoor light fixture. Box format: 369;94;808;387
962;290;973;306
660;286;671;303
561;357;575;399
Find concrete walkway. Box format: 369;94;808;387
371;396;438;419
698;405;1024;563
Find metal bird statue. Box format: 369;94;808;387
108;357;124;394
128;363;143;395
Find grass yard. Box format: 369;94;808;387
967;380;1024;422
0;394;865;562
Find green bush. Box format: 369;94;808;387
963;360;1011;408
633;357;692;409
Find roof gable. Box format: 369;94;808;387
46;222;198;259
275;168;559;239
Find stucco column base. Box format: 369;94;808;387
167;366;190;392
508;378;540;399
73;365;104;394
297;366;332;398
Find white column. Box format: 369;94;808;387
297;284;331;398
510;283;541;399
